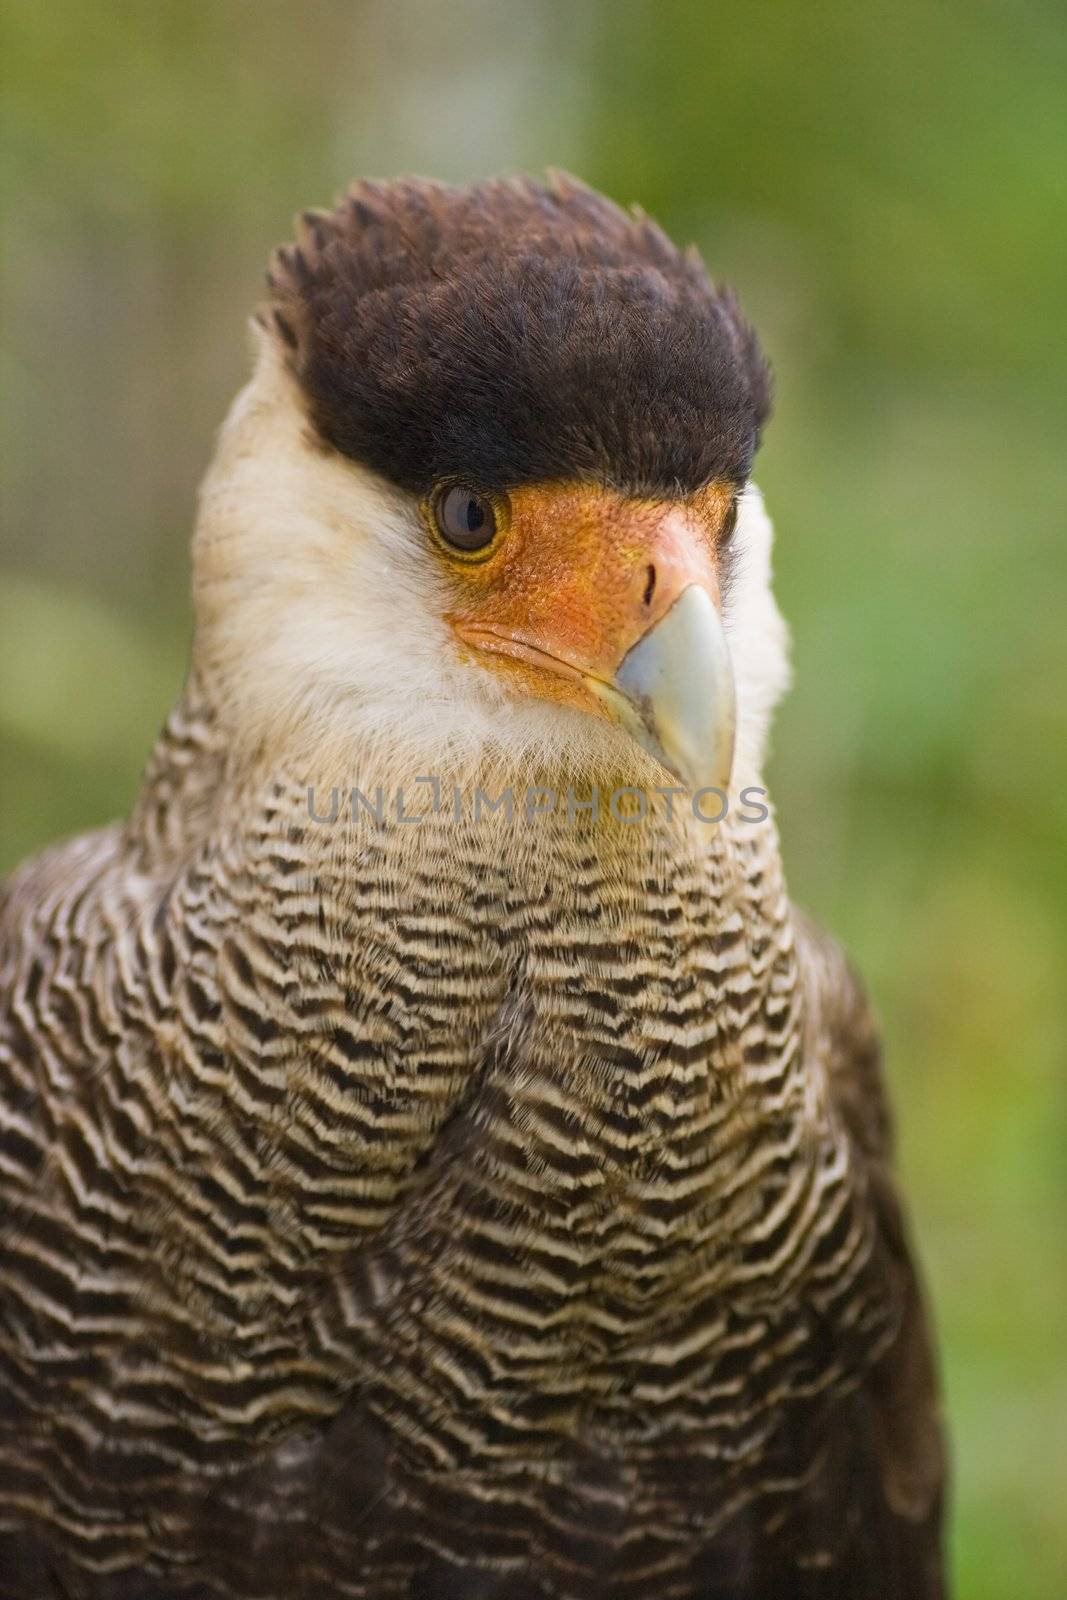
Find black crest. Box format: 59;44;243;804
266;173;771;498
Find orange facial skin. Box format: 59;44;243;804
439;480;736;717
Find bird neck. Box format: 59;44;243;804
129;674;784;936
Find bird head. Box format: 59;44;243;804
192;175;789;799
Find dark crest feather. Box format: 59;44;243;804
267;173;772;497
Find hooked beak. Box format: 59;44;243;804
448;481;738;794
589;584;735;793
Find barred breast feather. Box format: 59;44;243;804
0;691;944;1599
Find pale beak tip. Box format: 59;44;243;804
608;584;737;796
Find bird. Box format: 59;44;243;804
0;173;946;1600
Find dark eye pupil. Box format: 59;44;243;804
435;486;496;552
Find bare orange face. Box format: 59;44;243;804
420;478;740;791
430;480;736;727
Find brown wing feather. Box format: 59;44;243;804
791;907;948;1595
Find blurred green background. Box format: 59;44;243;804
1;2;1065;1593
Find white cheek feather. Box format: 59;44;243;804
723;484;792;783
191;332;790;790
196;337;482;762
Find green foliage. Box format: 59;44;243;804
2;3;1064;1592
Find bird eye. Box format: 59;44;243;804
433;485;498;554
719;496;740;547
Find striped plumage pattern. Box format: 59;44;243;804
0;688;944;1598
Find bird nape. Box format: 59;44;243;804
0;174;946;1600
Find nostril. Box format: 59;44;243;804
643;564;657;607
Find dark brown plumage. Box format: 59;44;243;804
268;174;771;496
0;175;945;1600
